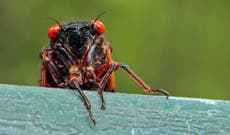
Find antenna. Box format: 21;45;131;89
48;17;61;25
92;11;107;24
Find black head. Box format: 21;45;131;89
47;20;105;57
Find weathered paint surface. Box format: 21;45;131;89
0;84;229;134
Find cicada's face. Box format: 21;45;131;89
48;20;105;57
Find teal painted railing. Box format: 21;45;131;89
0;84;229;134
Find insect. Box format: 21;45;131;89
40;14;169;125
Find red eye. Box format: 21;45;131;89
48;24;60;40
91;20;105;35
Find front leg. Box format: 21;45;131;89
94;63;117;110
40;47;66;87
69;66;96;125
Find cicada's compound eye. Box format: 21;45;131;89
48;24;60;40
91;20;105;35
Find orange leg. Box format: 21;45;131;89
58;45;97;125
56;46;96;125
71;80;96;125
40;64;52;87
118;63;169;98
97;63;116;110
56;46;77;67
97;62;169;110
40;48;65;87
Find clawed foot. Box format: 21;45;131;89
88;109;96;126
149;88;169;99
91;118;96;126
100;103;106;110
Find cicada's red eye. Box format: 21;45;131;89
91;20;105;35
48;24;60;40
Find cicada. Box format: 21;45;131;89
40;15;169;125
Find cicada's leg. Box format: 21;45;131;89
117;63;169;98
40;48;66;87
55;45;96;125
69;69;96;125
56;45;77;68
86;37;104;66
98;62;169;98
96;63;116;110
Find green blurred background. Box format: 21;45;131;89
0;0;229;100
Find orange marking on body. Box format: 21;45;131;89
105;47;115;92
69;66;78;74
105;73;115;92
